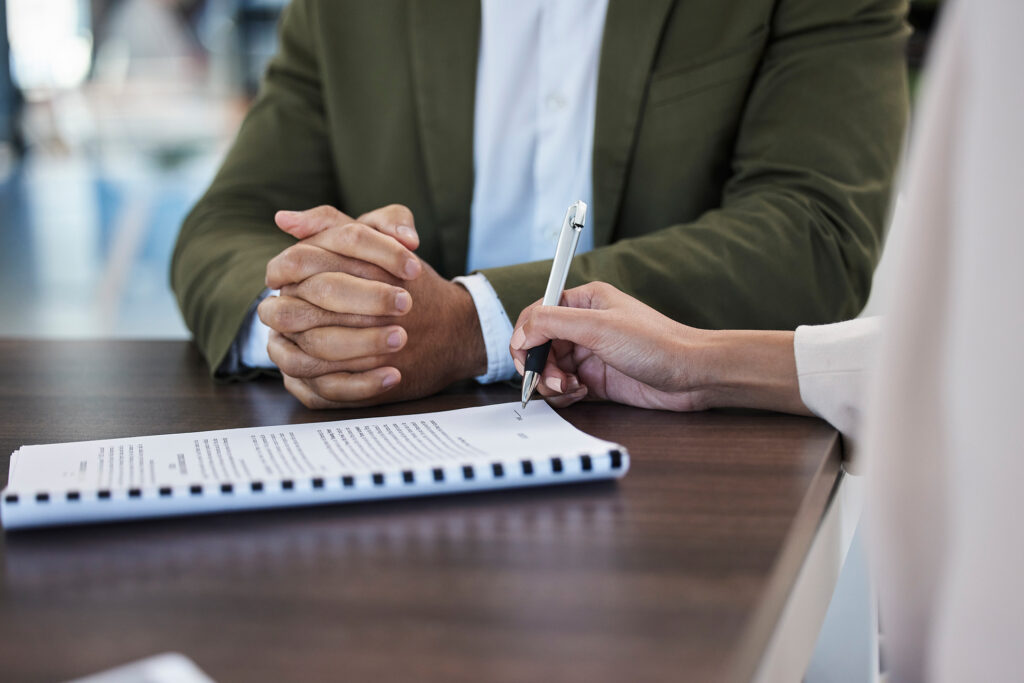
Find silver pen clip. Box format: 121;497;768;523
567;200;587;229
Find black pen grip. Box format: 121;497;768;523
524;341;552;373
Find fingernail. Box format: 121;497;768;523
510;327;525;350
514;358;525;376
276;210;299;223
395;291;411;312
404;258;421;279
381;372;400;389
387;330;403;349
397;225;418;242
545;376;563;393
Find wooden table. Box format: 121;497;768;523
0;341;841;683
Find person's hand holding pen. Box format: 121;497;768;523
510;282;813;416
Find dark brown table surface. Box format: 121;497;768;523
0;340;840;683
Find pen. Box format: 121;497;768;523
521;200;587;409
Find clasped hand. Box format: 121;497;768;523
258;204;484;408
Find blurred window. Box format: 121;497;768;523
7;0;93;94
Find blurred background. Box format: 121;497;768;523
0;0;941;340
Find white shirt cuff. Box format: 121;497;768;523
452;273;517;384
236;289;277;370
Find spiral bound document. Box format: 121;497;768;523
0;401;628;530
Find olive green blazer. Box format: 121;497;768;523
171;0;909;376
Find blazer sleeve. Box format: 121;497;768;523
479;0;910;331
171;0;337;377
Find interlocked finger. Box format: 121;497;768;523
268;331;399;378
357;204;420;250
301;367;402;404
259;295;395;334
280;271;411;317
282;373;347;410
305;222;422;280
266;243;400;291
289;325;406;362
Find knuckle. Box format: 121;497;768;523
271;304;299;332
305;374;329;397
592;281;622;304
269;300;312;333
271;342;302;376
297;329;331;360
269;245;313;285
387;203;413;222
290;330;315;357
278;304;308;332
270;334;324;379
528;306;550;328
340;222;366;248
277;353;304;377
279;245;311;274
305;275;335;306
277;247;299;272
279;307;305;334
312;205;338;220
286;352;324;379
265;254;286;285
301;358;331;379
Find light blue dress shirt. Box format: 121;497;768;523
237;0;608;382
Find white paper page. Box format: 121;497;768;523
66;652;216;683
5;401;621;495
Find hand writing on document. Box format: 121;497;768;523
509;282;810;415
258;204;487;408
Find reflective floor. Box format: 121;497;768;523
0;149;222;339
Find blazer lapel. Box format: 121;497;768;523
593;0;676;247
408;0;480;277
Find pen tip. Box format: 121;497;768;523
521;371;539;411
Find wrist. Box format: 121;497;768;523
699;330;811;416
447;281;488;381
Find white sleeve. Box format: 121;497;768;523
452;273;518;384
794;316;881;465
223;289;277;372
